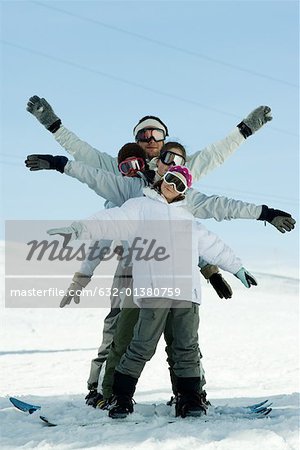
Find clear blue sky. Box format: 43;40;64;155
1;1;299;270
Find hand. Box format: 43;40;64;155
235;268;257;288
47;226;76;247
60;272;91;307
25;154;68;173
238;106;272;138
271;216;296;233
258;205;296;233
26;95;61;132
209;273;233;299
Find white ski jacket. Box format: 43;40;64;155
64;161;261;277
54;126;245;182
75;188;243;305
64;160;262;221
55;124;248;278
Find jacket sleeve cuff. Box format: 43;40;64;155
237;121;252;139
200;264;219;279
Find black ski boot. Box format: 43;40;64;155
167;390;211;408
175;392;208;418
108;371;137;419
175;377;208;418
85;390;104;408
108;394;134;419
199;390;211;408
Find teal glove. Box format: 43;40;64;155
238;106;272;138
47;223;83;247
235;267;257;288
27;95;62;132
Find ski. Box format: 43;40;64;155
9;396;272;427
212;399;273;418
39;415;162;427
9;397;41;414
38;400;272;427
40;415;57;427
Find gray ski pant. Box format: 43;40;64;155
116;298;201;380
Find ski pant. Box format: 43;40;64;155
87;307;120;391
86;263;133;391
102;292;139;398
102;296;206;399
116;298;201;380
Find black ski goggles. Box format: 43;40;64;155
135;128;166;143
163;172;188;194
118;157;145;176
160;150;186;166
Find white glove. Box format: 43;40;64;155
60;272;92;307
235;267;257;288
47;222;83;247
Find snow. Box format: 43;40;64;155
0;242;299;449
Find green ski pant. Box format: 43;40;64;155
87;263;132;391
102;294;139;399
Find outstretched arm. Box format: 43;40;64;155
26;95;119;172
186;189;296;233
24;154;144;206
196;222;257;288
186;106;272;182
47;199;140;244
59;238;114;307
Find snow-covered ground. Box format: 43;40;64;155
0;242;299;450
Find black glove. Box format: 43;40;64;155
209;273;233;299
25;154;68;173
258;205;296;233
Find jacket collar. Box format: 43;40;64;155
142;186;187;207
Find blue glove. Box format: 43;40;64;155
235;268;257;288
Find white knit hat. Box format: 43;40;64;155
133;116;168;138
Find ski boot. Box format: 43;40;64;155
175;392;208;418
85;390;104;408
108;371;137;419
108;395;134;419
167;390;211;408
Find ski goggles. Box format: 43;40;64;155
118;157;145;176
135;128;166;143
160;150;186;166
163;172;188;194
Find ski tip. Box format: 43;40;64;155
9;397;41;414
263;408;272;417
249;399;269;410
40;415;57;427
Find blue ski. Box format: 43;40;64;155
9;397;41;414
9;397;272;427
